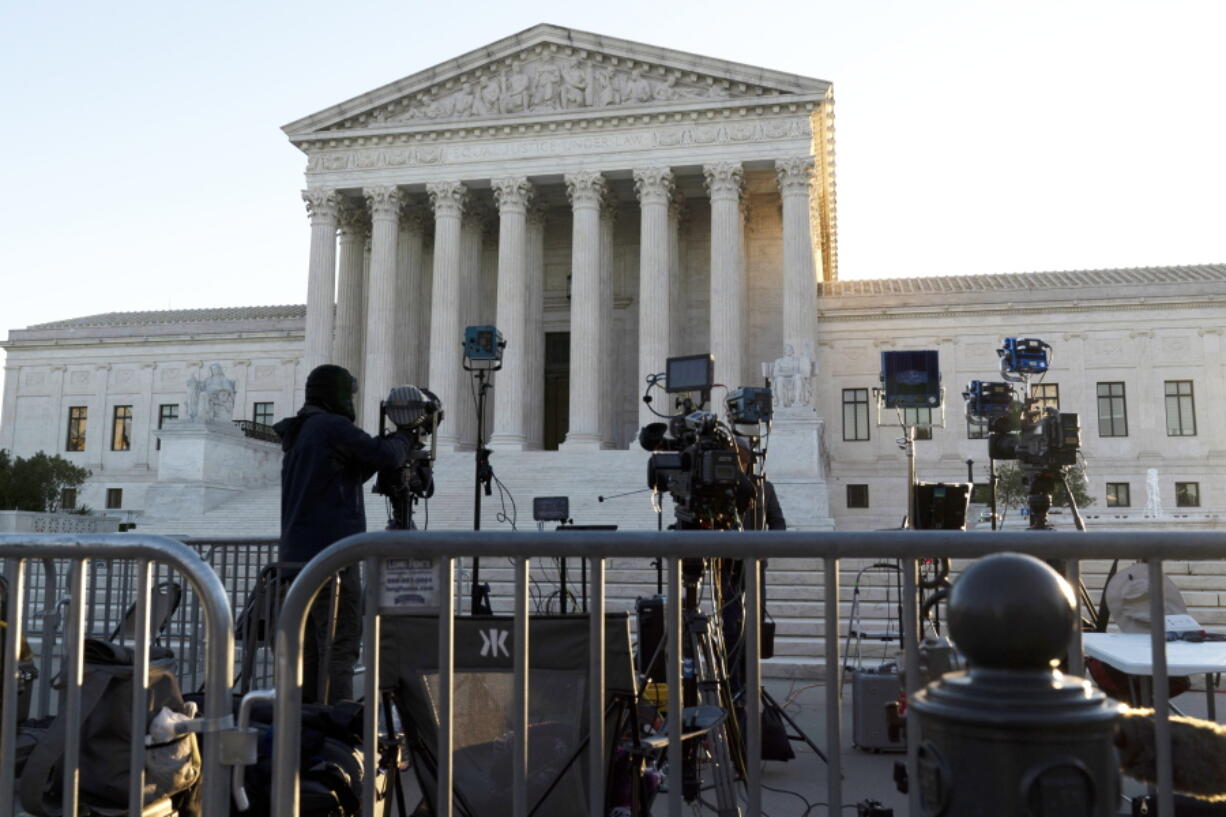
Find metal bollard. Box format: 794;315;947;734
910;552;1120;816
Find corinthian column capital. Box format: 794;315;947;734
526;201;548;228
703;162;744;201
337;198;370;237
363;185;403;220
398;198;430;232
564;171;607;208
426;181;469;218
492;177;535;213
775;156;816;196
302;188;340;223
633;167;675;206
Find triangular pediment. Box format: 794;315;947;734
284;24;830;138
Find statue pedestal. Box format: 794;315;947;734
144;421;281;518
768;408;834;530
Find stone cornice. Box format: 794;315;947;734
296;99;821;156
818;295;1226;324
1;330;304;352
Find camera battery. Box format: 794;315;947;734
853;664;904;753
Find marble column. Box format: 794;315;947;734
457;205;488;449
561;171;607;450
333;199;369;382
704;162;747;392
396;201;429;387
667;195;686;360
361;185;402;432
598;191;617;448
634;168;674;430
489;177;534;450
302;188;340;374
524;204;547;450
426;181;468;451
777;157;822;405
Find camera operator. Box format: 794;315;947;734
275;364;413;703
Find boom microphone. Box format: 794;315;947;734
1117;707;1226;802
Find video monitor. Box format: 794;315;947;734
665;354;714;394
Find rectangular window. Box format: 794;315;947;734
1176;482;1200;508
903;406;933;441
253;402;275;426
1165;381;1196;436
60;488;77;511
110;405;132;451
842;389;870;441
65;406;88;452
1030;383;1060;415
1096;382;1128;437
105;488;123;510
967;418;989;440
847;484;869;509
156;403;178;451
1105;482;1131;508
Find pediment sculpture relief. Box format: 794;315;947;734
329;53;787;131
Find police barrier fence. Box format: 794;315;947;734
0;534;236;817
13;537;278;707
268;528;1226;817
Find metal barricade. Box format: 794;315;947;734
15;536;278;708
268;529;1226;817
0;533;236;817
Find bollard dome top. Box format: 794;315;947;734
948;552;1075;670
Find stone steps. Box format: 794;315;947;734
138;448;1226;677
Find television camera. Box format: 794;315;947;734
373;385;444;530
964;338;1084;530
638;354;764;531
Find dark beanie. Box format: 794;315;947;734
305;364;357;421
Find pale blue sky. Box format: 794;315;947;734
2;0;1224;396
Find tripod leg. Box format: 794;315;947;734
761;689;829;764
383;690;409;817
688;614;743;815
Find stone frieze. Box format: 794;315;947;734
304;118;812;174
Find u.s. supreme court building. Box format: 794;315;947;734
3;25;1225;656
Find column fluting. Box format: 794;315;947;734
777;156;821;404
524;204;547;449
333;198;369;382
704;162;747;393
598;191;617;448
634;168;674;430
561;171;607;450
426;181;468;451
302;188;340;374
361;185;402;431
489;177;534;450
396;201;429;387
457;205;488;449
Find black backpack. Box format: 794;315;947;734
233;699;391;817
19;638;202;817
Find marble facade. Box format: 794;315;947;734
284;25;837;460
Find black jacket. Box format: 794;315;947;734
274;406;410;563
